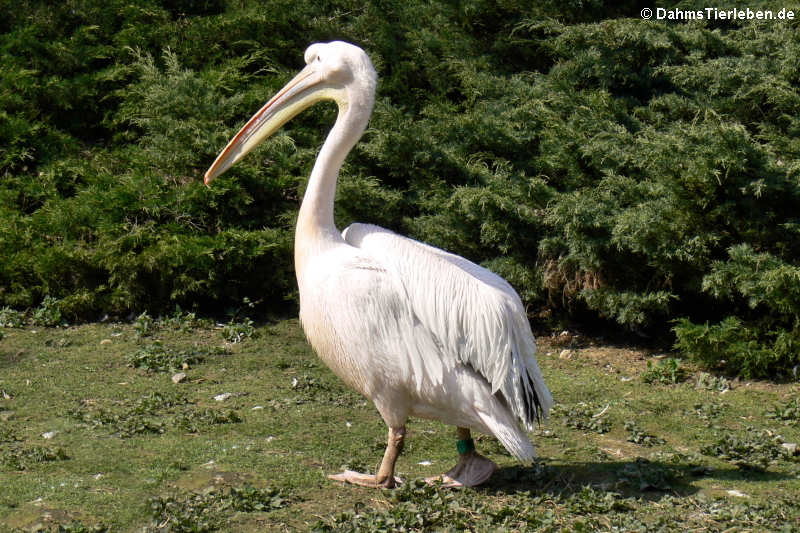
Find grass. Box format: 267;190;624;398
1;319;800;531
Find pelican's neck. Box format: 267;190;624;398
295;99;370;275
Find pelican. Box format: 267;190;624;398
204;41;553;488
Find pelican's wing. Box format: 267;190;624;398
342;223;553;427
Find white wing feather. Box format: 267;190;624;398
342;223;553;428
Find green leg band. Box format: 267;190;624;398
457;438;475;454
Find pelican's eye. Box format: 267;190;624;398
304;44;324;65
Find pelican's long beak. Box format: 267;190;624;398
204;64;326;185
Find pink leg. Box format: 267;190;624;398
329;426;405;488
427;427;497;488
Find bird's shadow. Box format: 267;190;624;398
480;458;794;500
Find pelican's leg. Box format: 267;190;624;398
428;427;497;488
328;426;405;488
375;426;405;486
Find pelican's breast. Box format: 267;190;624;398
297;247;394;398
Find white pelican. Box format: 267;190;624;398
204;41;553;488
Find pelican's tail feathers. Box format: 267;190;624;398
475;407;536;463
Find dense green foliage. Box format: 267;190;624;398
1;1;799;377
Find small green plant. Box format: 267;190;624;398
1;445;69;470
561;402;611;434
694;372;732;392
75;406;167;438
226;296;256;322
317;479;473;531
126;342;206;373
133;309;209;338
147;485;290;532
228;485;289;512
174;408;242;433
31;296;64;327
616;458;684;491
133;311;156;338
701;427;789;470
68;391;189;438
162;306;206;331
564;485;630;514
67;391;241;438
8;520;111;532
692;401;727;427
0;425;21;443
641;358;686;385
0;306;25;327
624;421;665;447
290;374;329;392
766;397;800;425
38;521;110;533
284;373;362;407
221;317;256;343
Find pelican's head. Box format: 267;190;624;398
204;41;376;185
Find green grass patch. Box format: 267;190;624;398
767;397;800;425
641;357;687;385
126;343;229;373
147;485;291;532
2;320;800;531
1;445;69;471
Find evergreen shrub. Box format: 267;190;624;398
1;1;799;378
